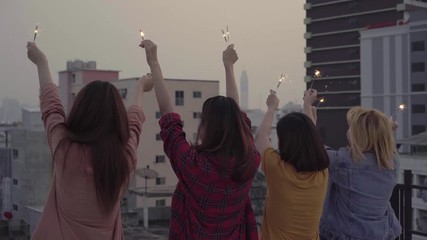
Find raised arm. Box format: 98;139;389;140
223;44;239;104
27;42;53;88
255;90;279;154
303;88;318;125
140;40;173;114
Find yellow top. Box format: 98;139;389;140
260;148;329;240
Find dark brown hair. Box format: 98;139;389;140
65;81;130;213
195;96;254;182
276;112;329;172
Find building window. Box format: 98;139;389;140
156;199;166;207
13;204;18;212
155;155;166;163
71;93;76;99
193;91;202;98
119;89;128;99
71;73;76;83
12;179;18;185
412;62;425;72
12;149;18;159
175;91;184;106
412;104;426;114
155;111;161;119
348;2;358;9
412;84;426;92
156;177;166;185
413;125;426;135
193;112;202;119
155;133;161;141
412;41;425;52
348;18;358;24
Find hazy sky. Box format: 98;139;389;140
0;0;305;109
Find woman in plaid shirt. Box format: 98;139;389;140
139;40;260;239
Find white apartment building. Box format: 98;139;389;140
58;60;219;210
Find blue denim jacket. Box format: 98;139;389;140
320;148;402;240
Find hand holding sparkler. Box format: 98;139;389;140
139;40;158;66
303;88;318;106
266;89;280;111
222;44;238;67
26;42;47;66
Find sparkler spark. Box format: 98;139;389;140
33;26;39;42
140;29;145;41
276;74;289;90
221;26;230;43
392;103;407;118
316;97;325;107
309;69;322;89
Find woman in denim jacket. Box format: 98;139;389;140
310;104;402;240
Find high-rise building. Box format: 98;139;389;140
360;9;427;146
304;0;427;148
240;70;249;110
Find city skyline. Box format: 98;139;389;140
0;1;306;109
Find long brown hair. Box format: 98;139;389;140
65;81;130;213
276;112;329;172
195;96;254;182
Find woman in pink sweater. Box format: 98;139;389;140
26;42;152;240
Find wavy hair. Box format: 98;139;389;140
347;106;397;169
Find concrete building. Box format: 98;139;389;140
360;9;427;147
240;70;249;110
304;0;427;148
57;61;220;210
1;98;21;123
21;107;43;132
9;128;51;221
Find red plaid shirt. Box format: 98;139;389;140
159;112;260;240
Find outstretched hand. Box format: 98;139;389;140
223;44;238;67
266;89;280;111
303;88;318;106
139;40;158;66
26;42;47;66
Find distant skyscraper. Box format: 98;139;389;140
240;70;249;110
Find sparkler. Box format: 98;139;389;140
33;26;39;42
221;26;230;43
392;103;407;119
309;69;321;89
140;29;145;41
316;97;325;107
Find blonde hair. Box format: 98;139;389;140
346;106;397;169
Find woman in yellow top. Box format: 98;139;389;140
255;89;329;240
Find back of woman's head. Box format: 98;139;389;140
347;106;396;169
276;112;329;172
66;80;130;213
196;96;254;181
